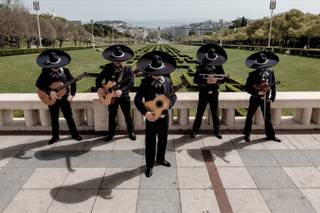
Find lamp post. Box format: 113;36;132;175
268;0;276;47
219;19;223;46
33;1;42;48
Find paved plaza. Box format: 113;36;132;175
0;133;320;213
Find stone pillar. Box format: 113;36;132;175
0;110;13;126
300;108;312;125
133;109;144;130
271;108;282;126
178;109;189;127
222;109;235;126
117;108;126;130
93;99;108;131
39;109;51;127
86;109;94;127
23;109;36;127
73;109;82;126
254;108;264;126
312;108;320;124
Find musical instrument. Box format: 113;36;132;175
38;72;89;106
200;73;229;80
98;69;140;105
144;79;188;121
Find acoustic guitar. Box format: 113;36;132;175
37;72;89;106
97;69;140;105
144;79;188;121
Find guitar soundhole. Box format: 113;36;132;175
156;100;163;108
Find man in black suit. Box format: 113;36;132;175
96;45;136;141
191;44;228;139
35;50;82;144
134;51;177;177
243;51;281;142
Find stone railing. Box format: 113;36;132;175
0;92;319;132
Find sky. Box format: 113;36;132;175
22;0;320;27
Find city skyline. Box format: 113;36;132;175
22;0;320;27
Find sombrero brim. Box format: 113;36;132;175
36;49;71;68
102;45;134;61
197;43;228;65
137;51;177;76
245;51;279;69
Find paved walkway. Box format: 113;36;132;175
0;134;320;213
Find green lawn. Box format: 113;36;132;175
0;44;319;93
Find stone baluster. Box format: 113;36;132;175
222;109;235;126
254;108;264;125
39;109;51;126
86;109;94;127
271;108;282;126
178;109;189;127
312;108;320;124
23;109;37;127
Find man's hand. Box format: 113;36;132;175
207;77;218;84
145;111;157;122
68;95;74;102
115;89;122;97
50;91;58;100
258;90;267;95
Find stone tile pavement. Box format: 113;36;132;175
0;134;320;212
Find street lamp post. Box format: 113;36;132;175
268;0;276;47
33;1;42;48
219;19;223;46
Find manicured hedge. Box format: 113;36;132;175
0;46;107;57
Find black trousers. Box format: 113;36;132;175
48;96;79;138
108;95;134;135
243;96;275;138
145;113;169;168
193;90;220;133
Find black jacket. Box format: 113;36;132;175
95;63;134;96
245;68;277;101
194;64;226;92
134;76;177;116
35;67;76;96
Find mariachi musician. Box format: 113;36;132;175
191;44;228;139
134;51;177;177
96;45;136;141
243;51;281;142
35;50;82;144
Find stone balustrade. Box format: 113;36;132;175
0;92;319;132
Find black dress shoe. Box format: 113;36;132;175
72;135;83;141
215;133;222;139
267;136;281;142
190;129;198;138
104;134;114;141
48;136;59;145
156;160;171;167
128;131;137;141
145;167;153;178
244;135;250;143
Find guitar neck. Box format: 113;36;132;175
55;74;87;92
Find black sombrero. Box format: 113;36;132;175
197;43;228;65
102;45;134;61
245;51;279;69
137;51;177;76
36;49;71;68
